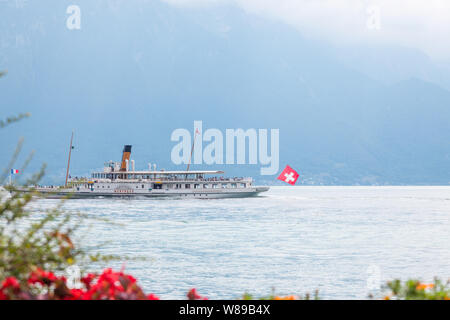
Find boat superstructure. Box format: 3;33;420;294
34;145;269;199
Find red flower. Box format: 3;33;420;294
0;277;21;300
126;274;137;284
65;289;84;300
80;273;96;289
2;268;161;300
1;277;20;290
187;288;208;300
28;268;58;285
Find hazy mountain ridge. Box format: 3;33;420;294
1;1;449;185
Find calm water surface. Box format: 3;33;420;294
32;186;450;299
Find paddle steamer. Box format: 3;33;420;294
34;144;269;199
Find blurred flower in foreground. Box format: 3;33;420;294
0;268;159;300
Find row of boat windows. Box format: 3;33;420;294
173;183;247;189
92;173;160;179
78;183;247;189
91;173;207;179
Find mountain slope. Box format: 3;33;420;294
1;1;449;185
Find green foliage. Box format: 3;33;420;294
0;123;85;282
0;113;31;129
0;71;116;281
0;133;118;281
383;278;450;300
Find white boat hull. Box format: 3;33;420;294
30;187;270;199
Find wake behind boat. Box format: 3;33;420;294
31;144;269;199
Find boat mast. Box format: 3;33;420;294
65;131;74;187
186;128;199;172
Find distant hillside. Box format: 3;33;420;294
1;1;449;185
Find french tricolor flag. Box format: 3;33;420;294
10;169;19;174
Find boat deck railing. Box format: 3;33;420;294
67;177;252;184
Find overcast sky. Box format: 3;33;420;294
163;0;450;63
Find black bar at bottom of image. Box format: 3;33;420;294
1;299;446;318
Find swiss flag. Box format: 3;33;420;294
277;165;299;185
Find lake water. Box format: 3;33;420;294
31;186;450;299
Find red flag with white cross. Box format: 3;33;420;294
277;165;299;185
